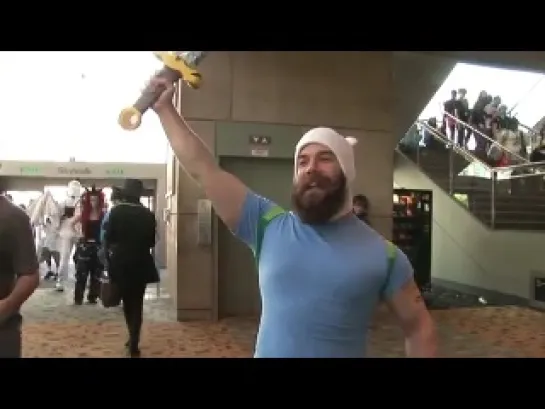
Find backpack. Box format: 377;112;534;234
253;206;397;285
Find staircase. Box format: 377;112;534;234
468;191;545;230
398;121;545;231
398;147;470;191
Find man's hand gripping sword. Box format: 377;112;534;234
118;51;208;131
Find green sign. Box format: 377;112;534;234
106;168;124;176
20;166;41;175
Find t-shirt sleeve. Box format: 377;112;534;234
10;211;39;277
100;210;110;243
382;246;414;300
104;207;118;245
233;191;276;249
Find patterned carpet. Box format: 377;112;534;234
20;285;545;357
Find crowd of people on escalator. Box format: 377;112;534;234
443;89;522;156
401;88;545;168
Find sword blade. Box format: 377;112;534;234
173;51;207;67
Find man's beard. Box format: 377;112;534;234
291;172;347;225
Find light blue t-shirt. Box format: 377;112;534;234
100;209;111;243
234;191;414;358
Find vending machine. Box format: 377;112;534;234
392;189;433;290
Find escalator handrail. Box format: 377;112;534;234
518;121;537;134
442;111;530;165
517;122;543;147
416;120;545;173
416;121;494;171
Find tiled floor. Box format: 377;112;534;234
21;276;545;357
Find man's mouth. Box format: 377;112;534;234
305;182;322;191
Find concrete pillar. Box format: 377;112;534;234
166;51;396;321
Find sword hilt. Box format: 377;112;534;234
118;51;206;131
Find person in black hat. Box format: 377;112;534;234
104;178;158;357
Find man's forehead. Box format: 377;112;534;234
298;143;334;157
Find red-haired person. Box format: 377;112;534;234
71;186;106;305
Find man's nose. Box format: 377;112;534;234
305;159;318;174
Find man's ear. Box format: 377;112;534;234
345;137;358;146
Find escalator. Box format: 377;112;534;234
398;119;545;229
394;119;545;300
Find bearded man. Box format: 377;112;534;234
150;76;437;358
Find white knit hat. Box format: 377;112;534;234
294;127;358;183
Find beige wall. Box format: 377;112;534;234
392;52;455;142
165;51;397;321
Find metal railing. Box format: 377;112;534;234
442;111;544;158
399;121;545;229
442;111;530;165
517;121;543;152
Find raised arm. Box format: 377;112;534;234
151;77;248;231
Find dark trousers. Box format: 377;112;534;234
0;316;22;358
119;281;147;350
472;125;489;153
40;248;60;269
457;115;470;147
74;242;102;303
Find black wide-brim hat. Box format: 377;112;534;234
122;178;144;198
110;186;123;201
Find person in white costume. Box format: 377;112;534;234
40;217;61;280
55;180;83;292
27;190;60;256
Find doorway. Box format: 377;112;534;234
6;190;42;209
7;190;43;248
140;189;156;211
217;157;292;318
44;185;81;204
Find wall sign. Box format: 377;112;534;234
106;168;124;176
251;148;269;157
249;135;272;146
57;166;92;176
20;166;41;175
